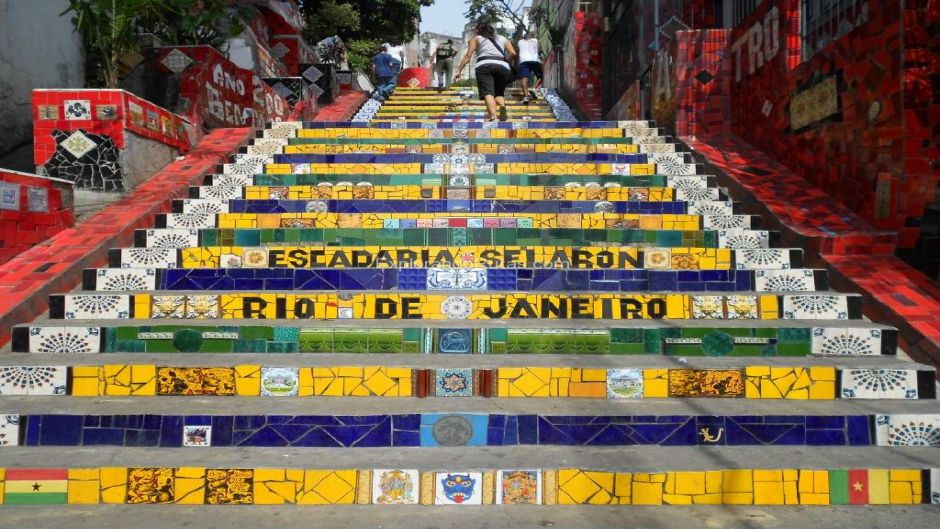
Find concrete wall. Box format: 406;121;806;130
0;0;85;158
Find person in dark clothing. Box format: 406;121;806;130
454;22;517;121
371;45;402;101
433;39;457;91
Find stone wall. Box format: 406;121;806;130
0;0;84;158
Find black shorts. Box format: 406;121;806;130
519;61;543;80
475;63;512;99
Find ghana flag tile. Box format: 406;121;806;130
3;468;68;504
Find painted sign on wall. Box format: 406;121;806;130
730;5;780;82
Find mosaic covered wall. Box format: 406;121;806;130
0;170;74;264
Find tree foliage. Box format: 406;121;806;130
465;0;528;38
63;0;244;87
300;0;432;45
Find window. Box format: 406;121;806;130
801;0;869;59
731;0;762;26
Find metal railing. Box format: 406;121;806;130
801;0;868;60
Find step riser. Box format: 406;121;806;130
13;324;896;356
3;413;936;448
1;365;933;400
0;466;932;506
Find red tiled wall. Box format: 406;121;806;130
0;170;74;265
559;11;603;120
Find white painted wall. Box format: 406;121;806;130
0;0;85;157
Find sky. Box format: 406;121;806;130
420;0;532;38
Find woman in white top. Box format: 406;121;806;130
454;21;517;121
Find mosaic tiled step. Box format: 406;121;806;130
180;184;721;202
243;163;696;179
281;136;658;145
0;463;932;505
278;119;656;130
203;173;710;188
140;245;751;270
81;268;830;294
272;143;664;155
14;322;897;356
46;293;862;321
274;127;667;140
135;227;746;249
0;361;933;399
256;152;682;164
5;410;938;448
164;212;730;231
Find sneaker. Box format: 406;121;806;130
529;89;538;100
498;106;509;121
522;96;532;104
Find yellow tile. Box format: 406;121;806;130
174;467;206;505
631;481;663;505
889;469;921;481
131;364;157;395
809;366;836;381
643;369;669;398
808;380;835;399
722;470;753;493
693;493;723;504
68;468;100;504
753;481;784;505
99;467;127;504
674;471;706;495
889;481;914;504
722;492;754;504
253;469;295;505
784;480;799;504
299;470;357;504
800;492;830;505
71;366;102;396
235;364;261;396
754;469;783;481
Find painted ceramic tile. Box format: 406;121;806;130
811;327;882;355
184;295;219;319
931;469;940;504
27;186;49;212
183;425;212;447
0;366;67;395
260;367;299;397
755;269;816;292
735;248;791;269
146;229;199;248
0;415;20;446
441;295;473;319
840;369;918;399
121;248;178;268
607;369;643;399
152;296;186;318
127;468;174;504
372;469;419;504
206;469;254;504
497;470;541;504
28;326;101;353
165;212;215;229
435;472;483;505
94;268;156;291
63;99;91;120
157;367;236;396
0;182;20;210
435;368;473;397
783;295;848;320
668;369;744;398
703;214;751;230
718;230;770;249
63;295;130;319
437;329;472;354
181;199;228;215
874;414;940;446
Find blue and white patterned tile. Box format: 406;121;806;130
197;185;242;200
754;269;817;292
811;327;883;356
94;268;156;291
874;414;940;446
0;415;20;446
0;366;67;396
208;174;253;187
689;201;734;217
719;230;770;249
180;199;230;215
246;138;288;156
676;186;721;202
840;369;919;399
734;248;792;270
931;469;940;504
119;247;178;268
703;215;752;230
63;295;130;319
164;212;216;229
145;229;199;249
782;294;849;320
28;326;102;353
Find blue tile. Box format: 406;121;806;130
83;428;125;446
38;415;83;446
124;429;160;447
159;416;183;447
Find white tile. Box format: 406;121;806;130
372;469;419;504
146;229;199;249
63;295;131;319
931;469;940;504
0;415;20;446
434;472;483;505
811;327;883;356
667;175;709;189
120;248;178;268
183;425;211;447
754;269;818;292
782;295;849;319
164;212;216;229
735;249;792;270
676;187;720;202
0;366;68;395
427;269;487;290
198;185;242;200
260;367;299;397
689;201;734;216
209;174;253;187
60;130;97;158
840;369;918;399
28;326;102;353
93;268;156;291
246;138;288;155
180;199;230;215
874;414;940;446
607;369;643;399
719;230;770;249
703;215;752;230
184;295;219;319
63;99;91;120
638;142;676;153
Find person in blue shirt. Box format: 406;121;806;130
371;45;402;101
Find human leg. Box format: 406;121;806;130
493;66;512;120
475;65;499;120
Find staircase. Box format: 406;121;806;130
1;86;937;520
